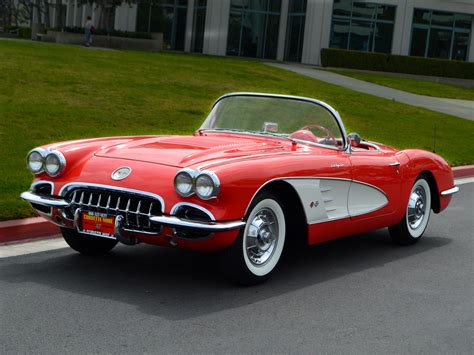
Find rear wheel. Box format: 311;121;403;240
220;192;286;285
389;176;431;245
61;228;118;255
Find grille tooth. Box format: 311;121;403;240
136;201;141;227
125;199;131;225
65;187;162;234
106;195;111;211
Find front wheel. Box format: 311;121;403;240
61;228;118;255
389;176;431;245
220;192;286;285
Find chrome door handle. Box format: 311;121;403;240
389;162;400;167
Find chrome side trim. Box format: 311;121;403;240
170;202;216;221
440;186;459;196
20;191;70;208
150;216;245;231
58;182;165;213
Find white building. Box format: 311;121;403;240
59;0;474;63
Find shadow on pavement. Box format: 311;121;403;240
0;229;451;320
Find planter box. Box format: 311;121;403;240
45;31;162;52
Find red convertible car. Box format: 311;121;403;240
21;93;459;284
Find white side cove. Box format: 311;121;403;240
284;178;388;224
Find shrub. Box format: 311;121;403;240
18;27;31;39
0;26;31;39
49;27;153;40
320;48;474;79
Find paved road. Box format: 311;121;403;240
1;183;472;353
267;63;474;121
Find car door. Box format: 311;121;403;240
349;146;402;220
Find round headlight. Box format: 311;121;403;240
44;151;65;177
195;172;220;200
174;171;194;197
27;150;44;173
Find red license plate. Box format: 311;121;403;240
81;212;116;239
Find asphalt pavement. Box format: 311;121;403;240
1;183;472;353
267;63;474;121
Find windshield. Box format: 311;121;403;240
200;94;345;149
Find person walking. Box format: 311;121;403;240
84;16;94;47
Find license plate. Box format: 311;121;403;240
81;211;116;239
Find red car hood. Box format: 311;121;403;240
95;135;287;168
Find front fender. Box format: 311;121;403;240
401;149;455;213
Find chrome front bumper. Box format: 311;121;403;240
21;191;245;232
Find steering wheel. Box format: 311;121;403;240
294;125;337;146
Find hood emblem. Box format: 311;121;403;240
111;167;132;181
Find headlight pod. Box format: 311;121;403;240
27;148;66;177
44;151;66;177
195;172;220;200
27;149;45;173
173;169;220;200
174;170;194;197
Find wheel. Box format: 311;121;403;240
220;192;286;285
389;176;431;245
61;227;118;255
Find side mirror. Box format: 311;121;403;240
347;132;361;146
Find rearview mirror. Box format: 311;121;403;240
347;132;361;146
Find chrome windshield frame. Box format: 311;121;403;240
199;92;348;151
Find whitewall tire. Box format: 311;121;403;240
389;176;431;245
220;192;287;285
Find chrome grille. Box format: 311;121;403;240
63;187;162;234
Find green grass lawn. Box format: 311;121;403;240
330;69;474;100
1;40;473;221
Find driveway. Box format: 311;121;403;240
267;63;473;121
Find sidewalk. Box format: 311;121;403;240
267;63;473;121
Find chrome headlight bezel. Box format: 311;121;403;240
174;169;195;197
44;150;66;177
195;171;220;200
26;148;47;174
173;169;220;200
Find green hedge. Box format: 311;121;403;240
1;26;31;39
321;48;474;79
49;27;153;40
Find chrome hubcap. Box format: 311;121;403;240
407;185;427;230
245;208;278;266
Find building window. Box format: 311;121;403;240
191;0;207;53
227;0;282;60
284;0;307;62
329;0;396;54
410;9;472;61
136;0;188;51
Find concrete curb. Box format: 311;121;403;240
452;165;474;178
0;217;60;244
1;165;473;245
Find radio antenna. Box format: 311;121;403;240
432;124;437;153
